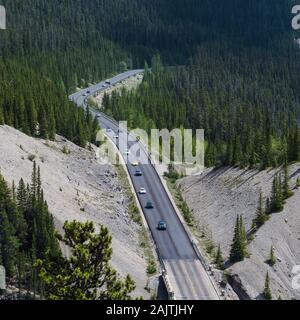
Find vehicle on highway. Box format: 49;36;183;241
106;128;112;132
83;93;87;96
114;135;119;139
105;79;111;85
139;188;146;194
96;114;101;118
131;161;139;166
102;84;107;88
145;201;154;209
87;90;91;94
157;221;167;231
135;169;143;176
124;149;130;155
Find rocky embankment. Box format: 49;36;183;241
179;166;300;300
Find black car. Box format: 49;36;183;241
145;201;154;209
135;169;143;176
158;221;167;231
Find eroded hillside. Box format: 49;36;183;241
0;125;150;298
179;166;300;299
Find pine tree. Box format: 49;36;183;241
12;181;16;201
38;106;48;139
230;215;248;262
36;221;136;300
263;272;272;300
261;116;273;169
282;162;293;200
268;246;276;267
252;191;268;229
37;167;42;201
270;174;283;213
215;245;225;270
31;161;38;201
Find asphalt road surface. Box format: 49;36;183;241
69;70;219;300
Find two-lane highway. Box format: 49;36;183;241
69;70;220;300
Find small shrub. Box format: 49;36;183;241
147;260;157;275
62;146;70;154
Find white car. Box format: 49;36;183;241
124;149;130;155
139;188;146;194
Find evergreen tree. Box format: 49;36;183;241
270;174;283;213
230;215;248;263
215;245;225;270
268;246;276;267
38;106;48;139
36;221;136;300
31;161;38;201
252;191;268;229
282;163;293;200
263;272;272;300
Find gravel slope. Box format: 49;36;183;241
0;125;149;298
179;166;300;300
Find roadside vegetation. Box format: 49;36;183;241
164;176;194;227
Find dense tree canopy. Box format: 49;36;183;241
0;1;298;160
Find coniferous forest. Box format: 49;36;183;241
0;1;298;165
0;162;60;296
